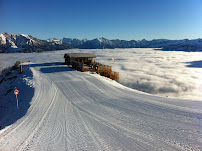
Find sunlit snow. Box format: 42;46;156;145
0;49;202;150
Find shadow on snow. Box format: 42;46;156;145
0;65;34;130
30;62;75;73
40;66;74;73
30;62;65;67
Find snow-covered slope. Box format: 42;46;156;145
0;33;71;53
62;37;87;48
47;38;62;44
79;37;114;49
0;61;201;150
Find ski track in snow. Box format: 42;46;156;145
0;63;202;151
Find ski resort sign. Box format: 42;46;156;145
14;87;19;109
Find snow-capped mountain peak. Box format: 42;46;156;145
47;38;62;44
0;33;71;53
21;34;30;39
0;33;7;44
1;32;202;52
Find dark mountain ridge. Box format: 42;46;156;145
1;32;202;52
62;37;202;51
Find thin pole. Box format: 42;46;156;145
16;94;18;109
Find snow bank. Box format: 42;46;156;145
0;65;34;130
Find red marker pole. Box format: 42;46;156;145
14;87;19;109
20;66;22;74
16;95;18;109
137;79;139;90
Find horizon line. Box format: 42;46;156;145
1;32;201;41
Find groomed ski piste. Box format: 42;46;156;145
0;62;202;151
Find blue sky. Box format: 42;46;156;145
0;0;202;40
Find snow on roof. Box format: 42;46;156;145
64;53;96;58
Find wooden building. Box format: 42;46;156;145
64;53;96;65
64;53;119;81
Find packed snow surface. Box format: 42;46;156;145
0;54;202;150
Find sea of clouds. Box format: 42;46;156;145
1;48;202;101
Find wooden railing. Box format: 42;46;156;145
96;65;119;81
70;61;119;81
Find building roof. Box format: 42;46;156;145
64;53;96;58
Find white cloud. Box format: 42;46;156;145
87;48;202;100
1;48;202;101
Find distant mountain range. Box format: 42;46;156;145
0;32;202;53
63;37;202;51
0;33;71;53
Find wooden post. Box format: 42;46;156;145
20;66;22;74
81;63;84;72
